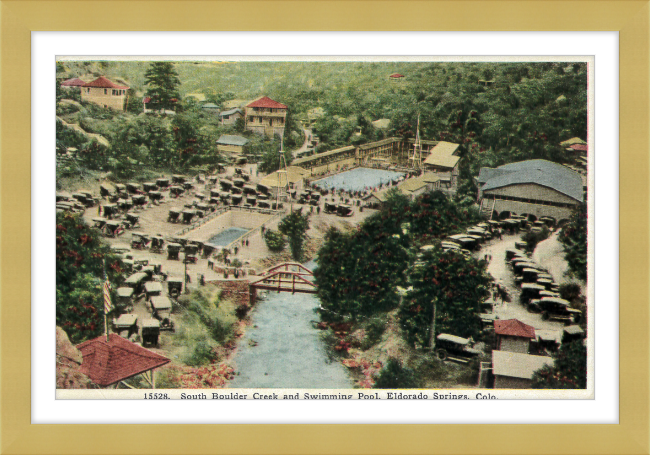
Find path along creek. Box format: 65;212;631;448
228;260;354;388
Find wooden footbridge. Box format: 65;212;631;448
249;262;317;295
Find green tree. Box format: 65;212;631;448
278;211;310;261
258;137;291;174
559;203;587;281
264;229;286;252
399;246;492;347
373;358;421;389
144;62;181;113
56;213;125;344
314;190;412;319
532;341;587;389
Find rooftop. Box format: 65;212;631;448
247;96;287;109
559;137;587;147
389;73;405;78
423;141;461;169
220;108;243;117
77;334;170;387
492;350;553;380
494;319;536;339
259;166;309;187
216;135;249;146
61;77;86;87
82;76;129;89
478;159;584;202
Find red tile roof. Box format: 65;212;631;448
569;144;588;152
143;97;152;103
82;76;129;89
494;319;536;339
77;334;170;386
247;96;287;109
61;77;86;87
389;73;405;78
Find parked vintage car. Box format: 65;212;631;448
112;314;139;339
150;296;175;331
141;319;161;347
435;334;482;362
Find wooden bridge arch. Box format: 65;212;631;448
249;262;317;301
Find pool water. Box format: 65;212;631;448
207;227;249;246
312;167;405;192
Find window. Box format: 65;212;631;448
104;89;107;95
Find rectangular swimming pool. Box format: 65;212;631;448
312;167;404;192
207;227;250;246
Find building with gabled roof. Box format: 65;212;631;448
219;108;244;126
245;96;288;137
77;333;170;388
494;319;536;354
477;159;584;223
389;73;405;82
60;77;87;89
81;76;129;111
422;141;462;195
492;350;553;389
216;135;249;156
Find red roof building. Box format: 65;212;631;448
82;76;129;89
246;96;288;109
245;96;288;137
60;77;86;88
389;73;405;78
494;319;536;354
77;334;170;387
80;76;129;111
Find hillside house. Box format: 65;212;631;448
220;108;244;126
422;141;462;195
492;350;554;389
477;159;584;223
389;73;405;82
216;135;249;157
60;77;86;90
81;76;129;111
494;319;536;354
201;103;220;115
245;96;288;137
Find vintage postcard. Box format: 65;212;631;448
55;57;593;400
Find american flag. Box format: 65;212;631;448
103;280;113;314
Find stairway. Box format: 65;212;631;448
480;198;496;219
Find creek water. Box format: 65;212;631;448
228;260;354;388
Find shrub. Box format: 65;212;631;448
360;317;387;350
373;358;421;389
174;287;239;366
521;225;551;253
264;229;286;252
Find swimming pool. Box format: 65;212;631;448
312;167;404;192
207;227;249;247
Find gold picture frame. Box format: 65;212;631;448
2;1;646;453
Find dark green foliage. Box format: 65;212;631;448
399;246;492;347
264;229;286;252
559;203;587;281
144;62;181;112
360;317;387;350
532;341;587;389
315;189;484;322
521;225;551;253
257;137;292;174
373;358;421;389
314;193;412;319
56;213;125;344
278;211;310;261
282;106;306;150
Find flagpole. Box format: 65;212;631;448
103;259;109;342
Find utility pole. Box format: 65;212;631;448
184;253;189;294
